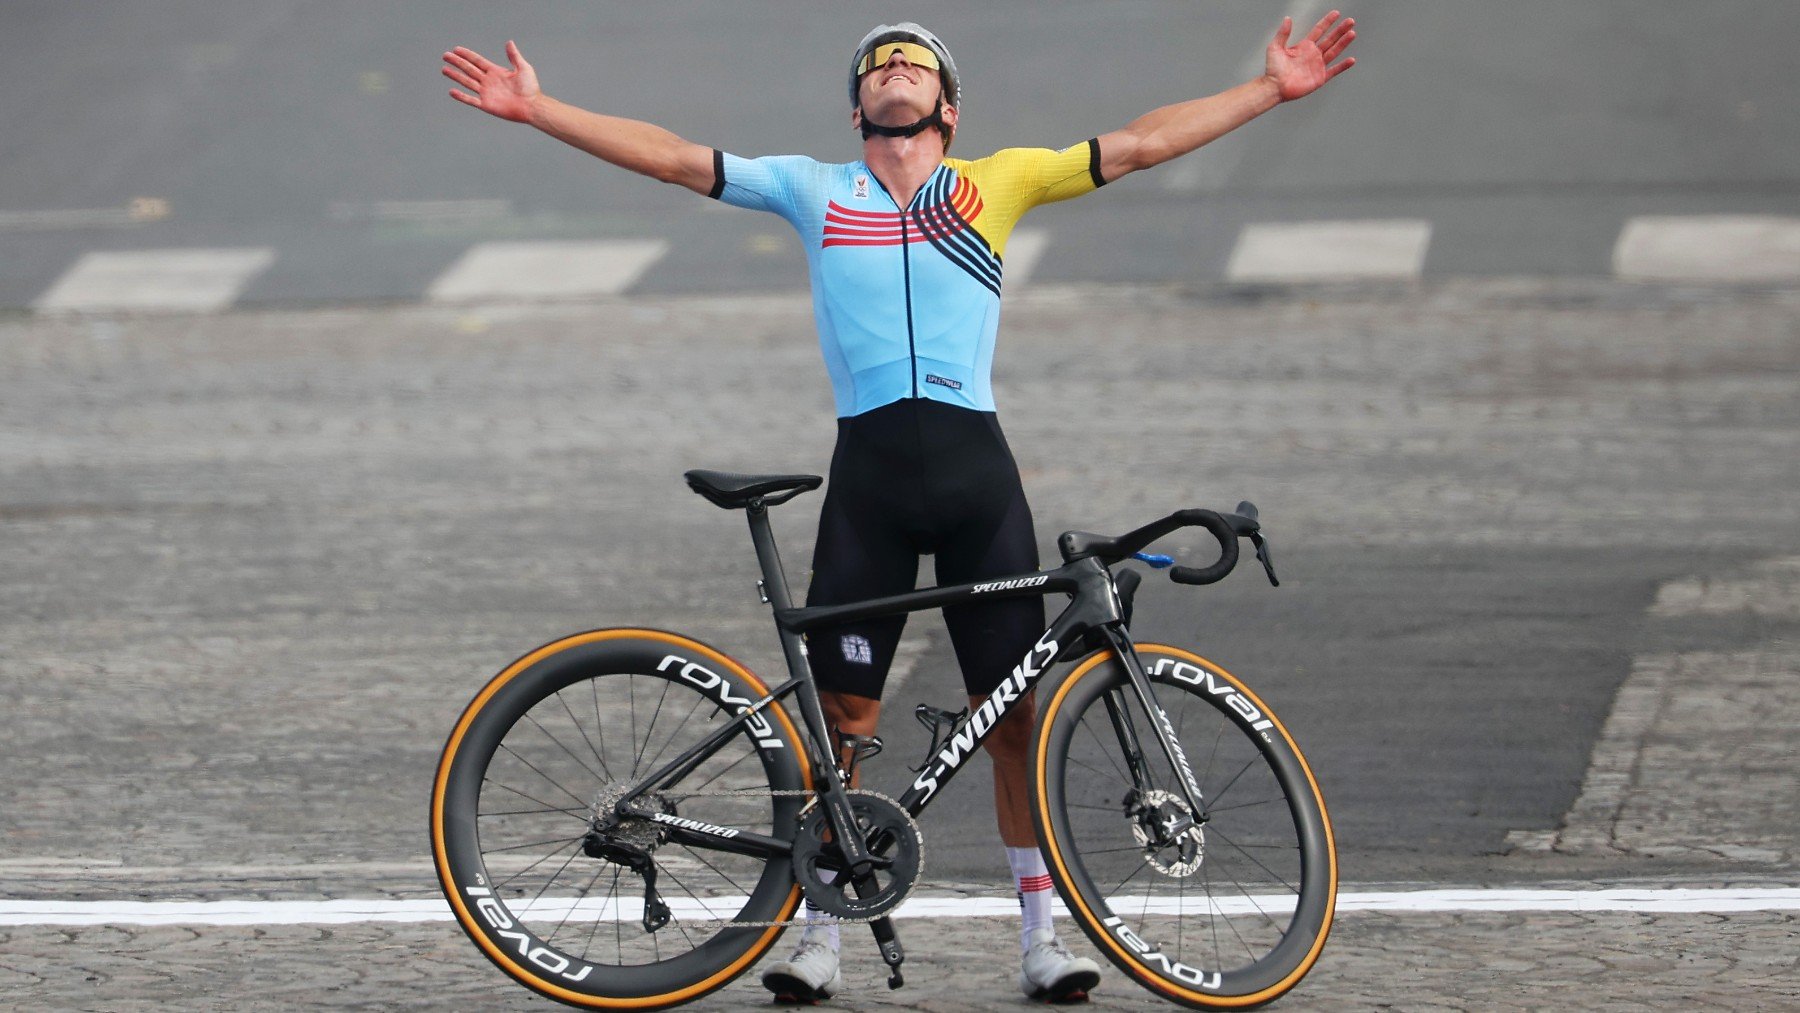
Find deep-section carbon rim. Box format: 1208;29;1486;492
1034;645;1336;1009
432;629;810;1008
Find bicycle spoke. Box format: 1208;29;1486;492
1203;794;1288;816
480;803;589;818
639;691;709;776
1106;857;1152;897
674;842;752;896
683;745;759;795
521;710;607;784
482;779;590;823
579;866;619;962
1207;825;1301;896
496;742;590;808
520;845;588;919
1208;755;1260;810
1066;752;1125;785
554;688;614;783
590;678;610;778
543;863;609;946
632;677;674;777
1079;713;1132;784
492;837;584;892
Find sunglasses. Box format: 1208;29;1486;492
856;40;941;77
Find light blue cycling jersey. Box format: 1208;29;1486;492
710;143;1105;417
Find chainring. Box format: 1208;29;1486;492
790;790;922;920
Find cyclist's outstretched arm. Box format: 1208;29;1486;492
1095;10;1356;182
442;40;716;195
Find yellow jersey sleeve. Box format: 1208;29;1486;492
945;139;1106;259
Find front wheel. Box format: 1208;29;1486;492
1032;644;1336;1009
431;628;813;1009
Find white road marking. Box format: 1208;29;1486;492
1226;219;1432;282
1614;215;1800;282
1651;556;1800;619
426;240;669;302
0;197;171;232
1163;0;1333;193
3;887;1795;926
1002;229;1051;289
32;247;275;313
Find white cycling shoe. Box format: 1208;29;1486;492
1019;928;1102;1003
761;936;843;1004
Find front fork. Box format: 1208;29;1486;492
1098;625;1208;838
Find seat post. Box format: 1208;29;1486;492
744;500;796;611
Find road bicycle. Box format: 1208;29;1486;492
431;469;1336;1009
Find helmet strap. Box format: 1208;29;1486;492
860;101;944;140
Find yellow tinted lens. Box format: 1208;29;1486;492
857;41;940;76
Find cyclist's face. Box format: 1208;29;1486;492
856;47;944;121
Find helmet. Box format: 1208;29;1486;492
848;22;961;111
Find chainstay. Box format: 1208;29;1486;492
643;787;920;928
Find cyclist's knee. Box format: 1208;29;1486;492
972;692;1035;762
821;690;881;736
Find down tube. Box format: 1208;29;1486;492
895;602;1094;819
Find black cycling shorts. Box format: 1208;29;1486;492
805;398;1044;701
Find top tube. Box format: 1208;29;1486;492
777;559;1092;635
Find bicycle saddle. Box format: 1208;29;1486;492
684;469;822;510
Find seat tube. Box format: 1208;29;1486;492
744;504;858;817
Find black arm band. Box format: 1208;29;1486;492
1086;138;1107;188
708;148;726;200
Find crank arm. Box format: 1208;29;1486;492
868;915;906;989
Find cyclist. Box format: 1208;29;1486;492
443;13;1355;1003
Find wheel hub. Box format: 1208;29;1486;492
1128;789;1205;877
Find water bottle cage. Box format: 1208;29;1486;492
909;704;968;772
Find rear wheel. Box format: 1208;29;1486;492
432;628;812;1009
1033;644;1335;1009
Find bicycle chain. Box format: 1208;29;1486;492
649;787;923;929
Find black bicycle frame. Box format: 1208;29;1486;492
619;498;1208;865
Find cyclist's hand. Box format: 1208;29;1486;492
443;40;541;123
1264;10;1356;102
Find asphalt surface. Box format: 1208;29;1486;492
3;2;1799;306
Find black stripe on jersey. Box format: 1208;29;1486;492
708;149;726;200
912;171;1002;297
1086;138;1107;188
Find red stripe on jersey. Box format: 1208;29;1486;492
826;201;900;223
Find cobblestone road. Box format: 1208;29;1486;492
4;279;1798;1008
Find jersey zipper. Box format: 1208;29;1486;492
900;212;918;399
870;166;932;401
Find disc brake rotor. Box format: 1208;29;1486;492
1130;789;1206;877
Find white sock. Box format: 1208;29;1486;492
1006;845;1054;953
800;869;841;951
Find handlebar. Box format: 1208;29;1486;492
1057;501;1277;587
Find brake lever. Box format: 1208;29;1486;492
1250;532;1279;587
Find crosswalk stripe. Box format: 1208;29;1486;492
1002;228;1050;289
426;240;669;302
1614;215;1800;282
1226;219;1432;283
2;887;1794;925
32;247;275;313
